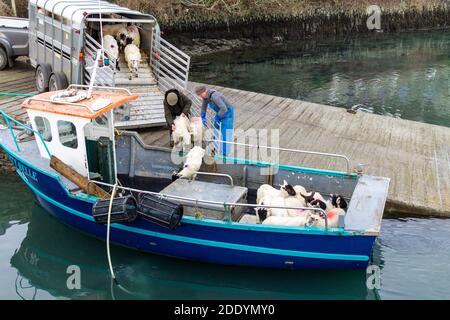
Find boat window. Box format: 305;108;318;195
57;120;78;149
34;116;52;142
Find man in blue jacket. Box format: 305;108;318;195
195;85;234;156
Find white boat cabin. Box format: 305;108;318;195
22;85;137;184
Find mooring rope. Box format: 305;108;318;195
105;183;134;296
106;183;119;284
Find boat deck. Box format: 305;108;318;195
1;59;449;217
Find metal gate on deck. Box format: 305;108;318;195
151;28;220;152
83;33;116;87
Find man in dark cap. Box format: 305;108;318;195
164;89;192;146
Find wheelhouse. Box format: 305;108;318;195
23;85;137;184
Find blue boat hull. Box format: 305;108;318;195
3;147;376;270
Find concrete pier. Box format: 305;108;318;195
1;59;450;216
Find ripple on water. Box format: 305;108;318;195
375;218;450;299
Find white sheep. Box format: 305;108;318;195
278;181;309;216
301;190;326;203
176;146;205;180
124;43;141;80
256;184;281;205
300;190;337;212
293;185;307;198
116;26;129;50
262;215;309;227
306;208;344;228
284;196;308;217
256;181;305;221
102;23;126;38
255;196;289;222
172;114;192;150
116;24;141;49
258;197;289;220
125;24;140;48
190;117;204;147
102;35;120;71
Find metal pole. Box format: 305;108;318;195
10;0;17;16
207;139;352;174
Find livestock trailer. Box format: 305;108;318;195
28;0;192;129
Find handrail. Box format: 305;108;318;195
67;85;132;95
206;139;352;174
83;34;115;87
0;111;52;158
191;171;234;186
87;180;329;228
24;97;95;113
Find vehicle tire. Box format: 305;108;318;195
0;47;8;71
35;64;52;93
48;72;68;91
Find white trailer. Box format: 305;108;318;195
28;0;192;129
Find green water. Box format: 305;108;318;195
1;175;450;300
190;31;450;127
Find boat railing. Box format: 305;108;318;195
192;171;234;186
0;111;52;158
87;180;329;228
206;139;352;174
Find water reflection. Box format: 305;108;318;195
9;203;374;300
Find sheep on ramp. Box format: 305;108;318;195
102;35;120;71
117;23;141;49
124;39;141;80
102;23;126;38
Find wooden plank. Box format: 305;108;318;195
50;156;110;199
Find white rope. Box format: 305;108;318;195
106;183;118;283
105;183;134;295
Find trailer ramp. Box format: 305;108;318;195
114;51;166;129
83;35;167;129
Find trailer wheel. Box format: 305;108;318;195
35;64;52;93
49;72;68;91
0;47;8;71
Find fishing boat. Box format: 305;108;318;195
0;84;390;270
